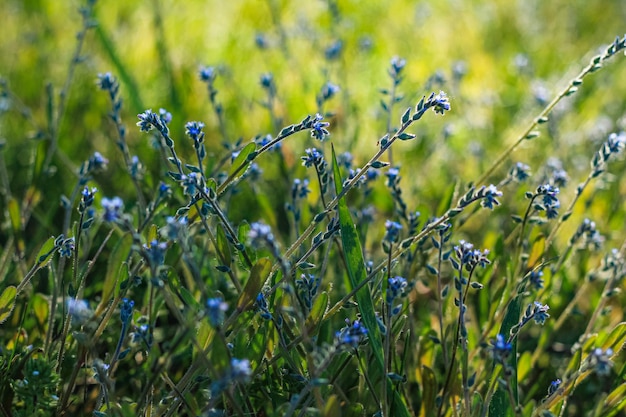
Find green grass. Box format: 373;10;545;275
1;1;626;416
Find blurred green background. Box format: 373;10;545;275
1;0;625;247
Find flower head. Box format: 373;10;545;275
102;196;124;222
310;113;330;141
335;319;368;349
206;298;228;327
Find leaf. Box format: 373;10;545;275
420;365;438;417
179;287;200;311
32;293;48;326
305;291;328;335
8;197;24;254
489;295;522;417
97;234;133;315
236;258;271;312
237;221;256;268
0;286;17;325
216;224;232;268
323;395;341;417
602;322;626;352
527;234;545;269
229;142;256;177
332;146;411;417
36;236;57;265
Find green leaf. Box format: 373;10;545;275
216;224;232;268
236;258;271;312
237;221;256;268
0;286;17;325
32;293;48;326
489;295;521;417
98;234;133;314
305;291;328;335
179;287;200;311
331;145;411;417
421;365;438;417
229;142;256;178
36;236;57;265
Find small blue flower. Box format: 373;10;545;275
386;167;400;187
255;292;272;320
324;40;343;60
97;72;116;92
137;109;162;132
230;358;252;383
532;302;550;325
59;237;75;258
260;73;275;91
335;319;368;349
510;162;531;182
481;184;503;210
384;220;403;243
429;91;451;115
301;148;324;168
248;222;274;249
79;186;97;213
490;334;512;364
547;379;561;396
199;66;216;83
528;269;544;290
319;82;340;102
102;196;124;222
206;298;228;327
255;32;268;49
310;113;330;141
120;298;134;324
389;56;406;78
143;240;168;267
291;178;311;200
588;347;614;376
158;108;172;125
87;152;109;173
66;298;93;324
185;121;205;144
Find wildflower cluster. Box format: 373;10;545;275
335;319;368;349
532;184;560;219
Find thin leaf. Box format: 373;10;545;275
236;258;271;312
0;286;17;325
331;145;411;417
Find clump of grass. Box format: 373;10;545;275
0;1;625;416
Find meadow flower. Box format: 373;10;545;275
509;162;531;182
480;184;503;209
185;121;205;144
143;240;168;267
79;186;97;213
489;334;512;364
319;82;340;102
335;319;368;349
255;292;272;320
429;91;451;115
531;302;550;325
101;196;124;222
310;113;330;141
199;66;216;82
528;269;545;290
230;358;252;383
66;298;93;324
389;56;406;78
58;237;75;258
324;39;343;60
206;298;228;327
120;298;134;324
301;148;324;168
384;220;403;243
587;348;614;376
547;379;561;396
